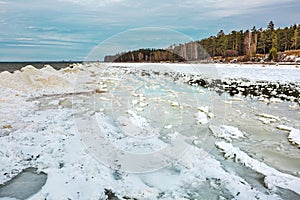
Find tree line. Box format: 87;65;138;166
104;48;186;62
199;21;300;60
104;21;300;62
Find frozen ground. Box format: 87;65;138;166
0;63;299;199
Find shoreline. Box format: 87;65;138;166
0;61;299;73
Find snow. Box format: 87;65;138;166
0;63;299;199
257;113;281;124
0;106;281;199
227;97;244;101
107;62;300;82
209;125;245;142
276;125;300;148
216;141;300;195
195;106;214;124
0;65;78;98
288;128;300;148
195;111;209;124
258;117;277;124
257;113;281;121
276;125;293;131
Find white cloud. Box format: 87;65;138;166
0;0;299;61
58;0;126;7
182;0;294;18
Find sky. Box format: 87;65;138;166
0;0;299;61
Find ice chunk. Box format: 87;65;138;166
257;113;280;121
163;124;173;129
198;106;210;114
170;101;180;107
276;125;293;131
223;100;233;104
228;97;244;101
216;141;300;195
258;117;277;124
195;111;208;124
209;125;245;142
288;128;300;148
276;125;300;147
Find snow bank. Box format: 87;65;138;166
216;141;300;195
0;65;80;98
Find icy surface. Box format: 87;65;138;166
216;141;300;195
209;125;245;142
0;63;299;199
107;63;300;82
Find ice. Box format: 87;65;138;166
228;97;244;101
0;63;299;199
0;65;76;98
257;113;281;124
163;124;173;129
195;106;213;124
288;128;300;148
195;111;209;124
276;125;293;131
0;106;278;199
197;106;210;114
108;62;300;82
216;141;300;195
258;117;277;124
0;168;47;200
276;125;300;148
257;113;281;121
209;125;245;142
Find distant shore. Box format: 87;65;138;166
0;60;299;73
0;61;83;72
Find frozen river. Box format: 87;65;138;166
0;63;299;199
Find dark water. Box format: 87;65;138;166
0;62;83;72
0;168;47;200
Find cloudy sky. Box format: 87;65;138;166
0;0;299;61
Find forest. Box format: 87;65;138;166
104;21;300;62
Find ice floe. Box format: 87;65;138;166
276;125;300;148
288;129;300;148
216;141;300;195
209;125;245;142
